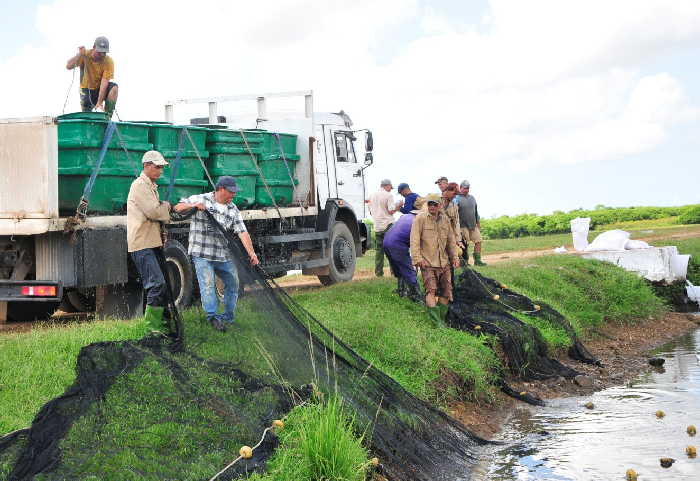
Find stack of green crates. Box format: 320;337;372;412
148;124;210;203
205;129;299;208
205;130;266;208
57;112;152;214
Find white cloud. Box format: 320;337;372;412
1;0;699;215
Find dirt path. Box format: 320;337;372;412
278;230;700;290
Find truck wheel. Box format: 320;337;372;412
61;289;96;312
7;301;60;321
163;240;194;308
318;222;356;286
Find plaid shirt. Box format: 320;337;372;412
181;192;247;261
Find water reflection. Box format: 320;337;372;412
476;328;700;480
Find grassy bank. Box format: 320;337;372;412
476;256;666;344
0;319;142;433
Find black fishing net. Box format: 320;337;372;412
0;214;492;481
448;268;600;405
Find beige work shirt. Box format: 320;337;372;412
368;189;396;233
410;211;457;268
127;173;171;252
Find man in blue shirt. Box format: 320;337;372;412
383;198;424;302
396;183;420;214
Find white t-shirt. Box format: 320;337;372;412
368;189;395;232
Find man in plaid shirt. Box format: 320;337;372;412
174;176;259;331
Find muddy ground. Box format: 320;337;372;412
450;311;700;440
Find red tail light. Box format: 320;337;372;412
20;285;57;297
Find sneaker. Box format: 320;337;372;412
208;317;227;332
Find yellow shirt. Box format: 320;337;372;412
78;50;115;90
127;173;171;252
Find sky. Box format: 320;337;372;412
1;0;698;218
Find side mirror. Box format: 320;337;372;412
364;152;373;166
365;130;373;152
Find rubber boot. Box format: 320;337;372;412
144;305;166;335
462;250;470;267
393;277;404;296
406;282;424;304
105;99;116;119
474;252;487;266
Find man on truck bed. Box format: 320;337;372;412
174;176;259;332
127;151;172;335
65;36;118;118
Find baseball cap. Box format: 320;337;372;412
141;150;168;166
94;36;110;53
460;180;471;189
380;179;392;187
434;176;448;184
424;193;441;204
215;176;238;193
397;182;409;192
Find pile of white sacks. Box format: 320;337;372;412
565;217;690;284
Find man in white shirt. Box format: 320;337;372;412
368;179;397;277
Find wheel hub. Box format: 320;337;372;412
333;237;353;271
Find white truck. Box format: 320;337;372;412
0;91;373;322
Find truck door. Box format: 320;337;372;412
325;127;366;217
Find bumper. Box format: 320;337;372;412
0;280;63;302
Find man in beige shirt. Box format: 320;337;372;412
368;179;397;277
410;193;459;310
127;151;172;335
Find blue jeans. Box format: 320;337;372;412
192;256;239;322
130;248;166;307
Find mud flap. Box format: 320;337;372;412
95;283;144;319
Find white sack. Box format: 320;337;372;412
584;230;630;252
625;239;650;250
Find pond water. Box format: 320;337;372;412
475;327;700;480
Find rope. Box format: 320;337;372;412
113;124;142;178
208;426;274;481
239;129;283;220
185;128;215;189
62;68;76;114
166;129;187;203
273;132;305;217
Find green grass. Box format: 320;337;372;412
250;398;369;481
475;256;667;343
293;278;500;405
0;319;143;434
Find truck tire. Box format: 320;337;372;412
318;221;356;286
163;240;194;308
7;301;60;321
61;289;96;312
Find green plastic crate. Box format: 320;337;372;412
259;132;298;157
58;120;152;151
206;143;263;155
156;178;209;204
57;112;109;121
58;147;145;172
209;169;257;208
206;152;259;175
149;125;208;154
206;129;265;144
159;150;209;181
58;167;135;214
255;179;298;207
257;158;298;184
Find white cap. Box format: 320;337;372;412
141;150;168;166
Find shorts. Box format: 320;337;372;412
420;265;453;300
80;81;118;111
461;226;482;244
